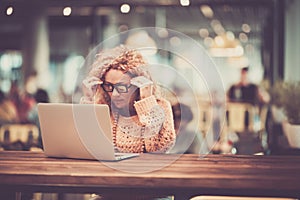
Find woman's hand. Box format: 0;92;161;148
82;76;103;98
131;76;153;99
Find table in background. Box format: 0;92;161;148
0;151;300;200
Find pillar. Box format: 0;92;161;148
21;1;50;90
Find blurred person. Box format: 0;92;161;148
227;67;270;131
28;88;50;125
227;67;269;155
80;45;176;154
8;81;35;123
227;67;270;105
28;88;50;149
0;90;19;126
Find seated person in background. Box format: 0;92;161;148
8;81;35;123
0;90;19;126
80;45;176;153
28;88;50;125
227;67;270;106
28;88;50;149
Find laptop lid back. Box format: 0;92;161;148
37;103;115;160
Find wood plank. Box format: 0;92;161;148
0;151;300;198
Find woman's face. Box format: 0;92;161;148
103;69;139;111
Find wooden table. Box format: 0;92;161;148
0;151;300;200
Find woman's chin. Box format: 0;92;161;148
112;101;126;109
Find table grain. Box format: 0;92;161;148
0;151;300;199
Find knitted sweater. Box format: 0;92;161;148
112;95;176;153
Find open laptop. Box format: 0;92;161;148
37;103;139;161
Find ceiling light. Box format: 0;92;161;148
157;28;169;38
226;31;235;41
63;7;72;16
6;6;13;16
242;24;251;33
210;19;225;35
180;0;190;7
120;4;130;14
210;19;220;27
200;5;214;18
215;36;225;47
239;32;248;43
170;36;181;46
199;28;209;38
214;24;225;35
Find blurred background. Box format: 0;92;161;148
1;0;299;102
1;0;300;155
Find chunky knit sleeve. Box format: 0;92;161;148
134;96;176;153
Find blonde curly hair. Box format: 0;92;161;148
82;45;160;105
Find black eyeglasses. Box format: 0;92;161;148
101;82;132;93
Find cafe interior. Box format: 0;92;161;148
0;0;300;199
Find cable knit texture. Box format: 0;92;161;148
113;97;176;153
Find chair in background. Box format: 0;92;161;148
225;102;269;142
0;123;40;151
226;102;260;133
225;102;269;154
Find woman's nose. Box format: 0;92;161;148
111;88;120;96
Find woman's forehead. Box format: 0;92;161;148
105;69;132;83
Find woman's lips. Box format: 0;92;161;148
112;99;125;106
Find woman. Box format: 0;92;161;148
80;45;176;154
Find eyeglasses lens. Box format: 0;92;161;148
102;83;129;93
